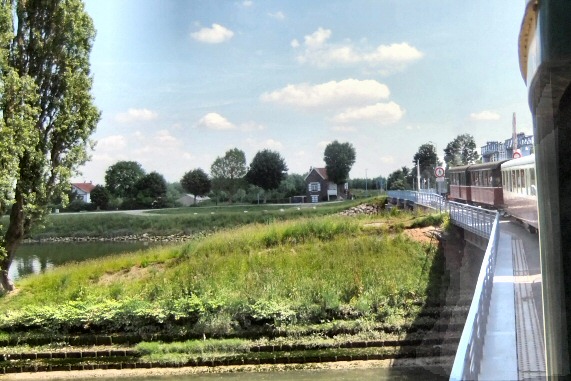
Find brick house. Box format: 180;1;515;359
304;167;348;203
71;182;96;203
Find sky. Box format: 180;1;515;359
76;0;533;185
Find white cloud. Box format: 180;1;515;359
261;79;390;109
242;0;253;7
333;102;405;125
470;110;501;120
155;129;180;145
379;156;395;163
317;141;331;149
96;135;127;151
240;122;265;131
115;108;158;123
304;27;332;49
294;28;423;71
332;125;357;132
191;24;234;44
363;43;424;64
245;138;283;150
197;113;236;130
268;11;285;20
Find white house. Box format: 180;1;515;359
71;182;96;203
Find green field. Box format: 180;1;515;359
16;200;366;239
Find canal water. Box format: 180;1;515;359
8;241;160;281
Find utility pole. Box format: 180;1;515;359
365;169;368;197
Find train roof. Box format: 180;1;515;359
448;164;471;173
501;154;535;169
448;160;509;173
467;160;509;171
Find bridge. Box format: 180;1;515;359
387;191;544;380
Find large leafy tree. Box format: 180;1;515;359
90;185;110;210
181;168;211;205
133;172;167;209
412;142;441;189
278;173;306;198
210;148;247;203
324;141;356;187
443;133;480;167
0;0;100;291
104;161;145;198
246;149;288;194
387;167;413;190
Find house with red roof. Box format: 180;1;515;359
304;167;348;203
71;182;96;203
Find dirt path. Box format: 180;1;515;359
0;358;446;380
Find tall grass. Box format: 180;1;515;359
0;210;444;338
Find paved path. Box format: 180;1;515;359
479;220;544;380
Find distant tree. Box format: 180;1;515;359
412;143;441;189
105;161;145;198
210;148;247;203
165;182;185;207
278;173;307;198
133;172;167;208
90;185;110;210
181;168;212;205
246;150;288;197
324;141;356;188
0;0;100;292
387;167;413;190
443;134;480;167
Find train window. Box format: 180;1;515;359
511;170;516;193
530;168;536;195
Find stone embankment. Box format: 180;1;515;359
337;203;383;216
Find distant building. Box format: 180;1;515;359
304;167;348;203
71;182;96;203
481;132;534;162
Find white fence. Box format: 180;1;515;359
386;191;501;379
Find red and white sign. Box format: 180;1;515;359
513;150;522;159
434;166;445;178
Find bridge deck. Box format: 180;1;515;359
479;219;544;380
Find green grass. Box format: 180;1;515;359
0;207;446;340
7;199;366;239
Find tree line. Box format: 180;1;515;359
386;134;479;190
76;141;356;210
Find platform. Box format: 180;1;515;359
478;220;544;380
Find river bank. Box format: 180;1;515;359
1;205;461;378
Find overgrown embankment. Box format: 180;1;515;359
0;206;454;373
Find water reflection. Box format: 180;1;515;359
9;241;160;281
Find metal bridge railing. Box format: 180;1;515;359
449;212;500;380
386;191;501;379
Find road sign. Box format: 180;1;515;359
436;177;446;182
434;166;445;178
513;150;522;158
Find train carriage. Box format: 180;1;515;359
448;164;471;202
466;160;508;207
500;154;538;229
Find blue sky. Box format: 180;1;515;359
77;0;532;184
